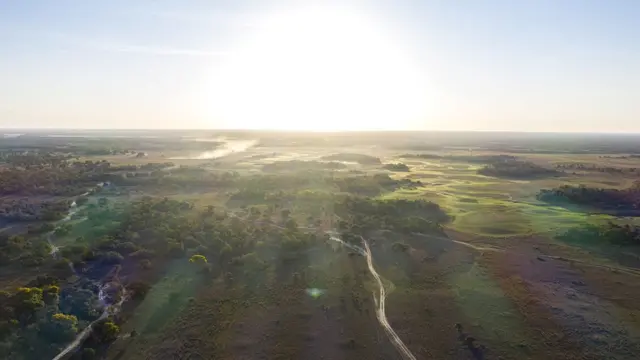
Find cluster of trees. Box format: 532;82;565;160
109;162;174;172
402;153;517;164
262;160;347;172
226;173;423;207
332;174;421;196
554;162;640;174
0;233;52;268
382;163;410;172
0;158;111;196
321;153;382;165
335;197;449;238
0;198;72;222
557;222;640;247
600;155;640;159
537;182;640;214
478;160;561;179
0;152;71;168
0;275;118;358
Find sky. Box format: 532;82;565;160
1;0;639;132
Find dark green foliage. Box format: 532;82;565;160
478;160;560;179
42;285;60;305
127;281;151;300
54;223;72;236
59;289;100;321
99;251;124;264
40;313;78;343
262;160;347;172
81;348;96;360
538;183;640;214
336;196;449;235
76;196;89;206
558;222;640;247
402;153;517;163
392;242;410;252
383;163;410;172
27;222;55;234
92;319;120;343
555;162;640;174
97;197;109;207
139;259;152;269
13;287;44;317
321;153;381;165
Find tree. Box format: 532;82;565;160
100;251;124;264
92;319;120;343
41;313;78;343
13;287;44;317
139;259;152;269
98;197;109;207
81;348;96;360
189;254;208;264
127;281;151;300
43;285;60;305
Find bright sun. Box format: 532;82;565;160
209;6;430;131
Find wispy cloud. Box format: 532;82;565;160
48;32;228;57
89;43;228;57
137;8;259;28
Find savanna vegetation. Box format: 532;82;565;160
3;131;640;360
537;181;640;214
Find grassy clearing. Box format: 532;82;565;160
383;157;623;236
450;263;534;354
117;259;203;342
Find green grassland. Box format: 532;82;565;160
377;153;639;237
5;135;640;360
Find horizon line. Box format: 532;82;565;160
2;128;640;135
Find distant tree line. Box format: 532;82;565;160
537;182;640;214
557;222;640;247
262;160;347;172
382;163;410;172
554;162;640;174
478;159;561;179
321;153;382;165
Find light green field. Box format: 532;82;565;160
379;156;631;237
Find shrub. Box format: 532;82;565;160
81;348;96;360
100;251;124;265
391;242;410;252
14;287;44;315
93;319;120;343
43;285;61;305
139;259;152;269
127;281;151;300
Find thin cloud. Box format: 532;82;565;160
48;32;228;57
92;43;228;57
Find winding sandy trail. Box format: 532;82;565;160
327;234;417;360
52;288;127;360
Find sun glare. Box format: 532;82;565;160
208;6;430;131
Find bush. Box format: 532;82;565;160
115;242;138;255
127;281;151;300
391;242;410;252
14;287;44;316
41;313;79;342
20;255;45;267
81;348;96;360
383;163;410;172
99;251;124;264
43;285;60;305
92;319;120;343
139;259;152;269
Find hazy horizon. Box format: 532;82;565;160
2;0;639;132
